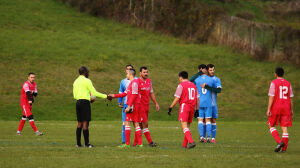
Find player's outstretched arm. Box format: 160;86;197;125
111;92;127;98
87;79;107;99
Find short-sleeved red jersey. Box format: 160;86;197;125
268;78;294;114
115;79;141;106
138;78;153;105
174;81;198;106
21;81;37;104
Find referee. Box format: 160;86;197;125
73;66;109;148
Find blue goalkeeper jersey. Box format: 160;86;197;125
194;75;214;107
210;76;222;107
118;77;138;105
118;78;131;105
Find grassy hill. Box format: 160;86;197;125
199;0;300;29
0;0;299;121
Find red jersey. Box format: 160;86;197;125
115;79;141;106
174;81;198;106
21;81;37;104
268;78;294;114
138;78;153;105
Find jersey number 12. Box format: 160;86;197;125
279;86;288;99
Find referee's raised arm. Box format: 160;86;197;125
72;66;107;148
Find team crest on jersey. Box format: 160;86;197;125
141;87;150;91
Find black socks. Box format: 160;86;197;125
76;127;82;146
83;129;89;146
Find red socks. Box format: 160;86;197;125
17;118;27;132
143;128;153;144
135;127;142;145
133;135;138;146
183;128;194;143
125;126;143;146
125;126;131;145
29;119;38;132
270;127;281;144
17;117;39;133
282;133;289;151
183;135;188;148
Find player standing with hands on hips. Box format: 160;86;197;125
168;71;199;149
267;67;294;153
17;72;43;136
73;66;111;148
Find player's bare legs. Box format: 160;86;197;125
181;121;195;149
205;118;212;142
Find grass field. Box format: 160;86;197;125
1;121;300;168
0;0;299;121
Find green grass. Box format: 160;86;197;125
0;0;299;121
1;121;300;168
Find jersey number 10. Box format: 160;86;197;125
188;88;195;100
279;86;288;99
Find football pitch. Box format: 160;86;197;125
1;121;299;168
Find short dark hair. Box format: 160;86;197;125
275;67;284;77
79;66;89;75
28;72;35;76
129;68;136;76
126;64;133;69
140;66;148;72
179;71;188;79
207;64;215;69
198;64;207;70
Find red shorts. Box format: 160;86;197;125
125;104;141;122
21;103;32;117
140;105;149;123
267;108;292;127
178;103;194;123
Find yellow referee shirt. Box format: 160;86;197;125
73;75;107;100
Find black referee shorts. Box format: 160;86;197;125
76;99;91;122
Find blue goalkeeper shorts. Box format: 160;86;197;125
199;107;212;118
